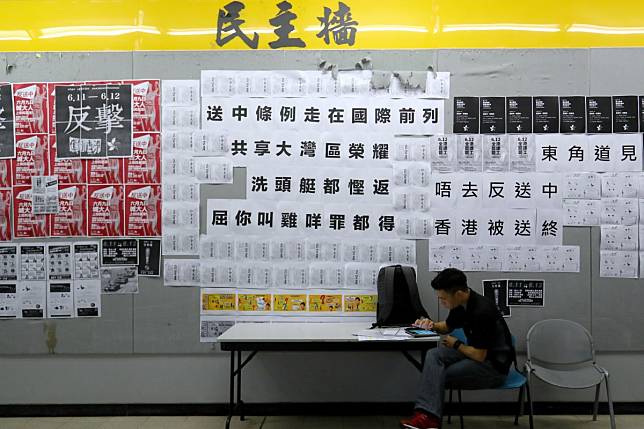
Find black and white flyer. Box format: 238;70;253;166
506;96;532;133
586;96;612;133
0;245;18;281
560;96;586;133
73;241;100;280
613;96;638;133
480;96;506;134
101;238;138;266
507;279;545;307
453;96;479;134
533;96;559;133
47;282;74;318
137;238;161;277
482;279;511;317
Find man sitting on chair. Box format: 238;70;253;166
401;268;515;429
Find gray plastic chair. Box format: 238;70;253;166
525;319;616;429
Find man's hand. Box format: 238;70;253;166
413;317;434;330
442;335;458;349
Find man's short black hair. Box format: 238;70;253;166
431;268;468;293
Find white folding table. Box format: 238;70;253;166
218;322;440;429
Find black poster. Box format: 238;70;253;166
506;97;532;133
507;279;544;307
559;96;586;133
533;96;559;133
138;239;161;277
0;84;15;159
482;279;510;317
55;83;132;159
480;97;505;134
453;97;479;134
101;238;138;266
586;96;612;133
612;96;639;133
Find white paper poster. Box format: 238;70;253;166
0;282;20;318
600;250;638;278
73;279;101;317
47;282;74;318
19;281;46;318
482;135;509;172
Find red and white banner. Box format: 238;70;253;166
125;133;161;184
126;79;161;133
12;185;48;238
50;184;87;237
13;83;48;134
88;184;124;236
125;184;161;236
12;134;49;185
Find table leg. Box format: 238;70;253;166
237;350;245;421
225;350;235;429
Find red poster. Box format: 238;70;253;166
125;133;161;184
11;134;49;185
125;79;160;133
47;81;82;133
0;160;12;188
48;135;87;184
87;158;124;184
0;189;11;241
12;83;48;134
50;184;87;237
12;185;48;238
88;184;124;237
125;184;161;237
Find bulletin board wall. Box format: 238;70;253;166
0;48;641;358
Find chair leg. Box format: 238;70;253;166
604;373;616;429
514;385;525;425
447;389;453;424
526;374;535;429
593;383;600;421
458;390;464;429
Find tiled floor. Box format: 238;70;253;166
0;415;637;429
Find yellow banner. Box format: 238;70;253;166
202;293;236;312
238;293;272;312
344;294;377;313
309;294;343;312
3;0;644;51
273;294;307;312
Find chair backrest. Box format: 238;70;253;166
526;319;595;366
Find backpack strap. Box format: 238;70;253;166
401;266;428;318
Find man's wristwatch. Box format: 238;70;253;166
453;340;463;350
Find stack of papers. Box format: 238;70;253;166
353;327;412;341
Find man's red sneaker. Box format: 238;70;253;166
400;411;440;429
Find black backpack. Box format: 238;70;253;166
375;265;429;327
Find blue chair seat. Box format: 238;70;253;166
500;368;527;390
446;328;533;429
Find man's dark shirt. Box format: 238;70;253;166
445;288;514;374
